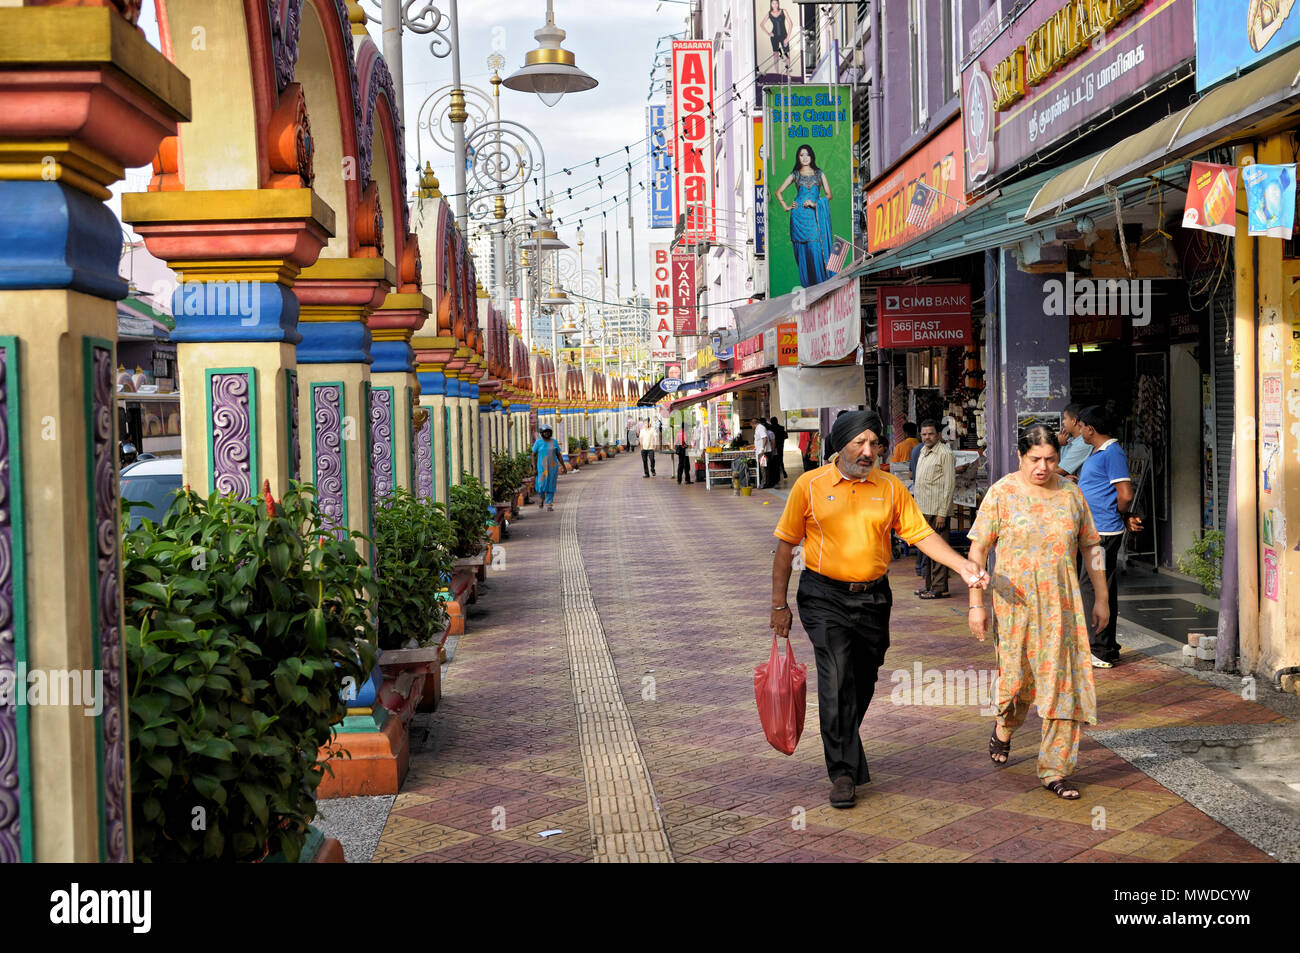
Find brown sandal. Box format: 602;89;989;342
1044;777;1080;799
988;724;1010;765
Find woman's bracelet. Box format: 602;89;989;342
771;605;789;612
968;605;985;612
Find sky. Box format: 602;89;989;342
112;0;687;308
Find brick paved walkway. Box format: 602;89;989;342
374;454;1287;862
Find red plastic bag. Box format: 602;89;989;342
754;635;807;755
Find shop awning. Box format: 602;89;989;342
846;160;1185;276
666;372;774;412
731;270;858;342
636;377;707;406
1025;44;1300;222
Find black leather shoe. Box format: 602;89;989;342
829;776;855;809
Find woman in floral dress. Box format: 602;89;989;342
966;425;1110;799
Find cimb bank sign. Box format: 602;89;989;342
1042;272;1151;326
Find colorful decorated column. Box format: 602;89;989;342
125;191;334;498
294;258;394;538
0;3;189;861
414;333;456;505
369;290;430;496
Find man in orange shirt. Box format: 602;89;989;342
770;410;987;808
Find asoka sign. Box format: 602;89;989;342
1042;271;1152;325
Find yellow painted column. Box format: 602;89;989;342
0;6;189;862
1235;144;1261;673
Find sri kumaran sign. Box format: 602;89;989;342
962;0;1194;190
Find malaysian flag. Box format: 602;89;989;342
826;237;850;276
906;181;941;230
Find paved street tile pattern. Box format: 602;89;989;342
375;455;1286;862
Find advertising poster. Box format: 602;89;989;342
1262;428;1280;494
777;321;798;365
754;1;805;79
650;243;675;361
1264;548;1279;602
646;104;673;229
1263;373;1283;427
961;0;1194;191
671;252;697;336
764;84;853;296
1197;0;1300;90
1182;162;1239;236
866;119;965;253
1243;163;1297;238
672;40;715;243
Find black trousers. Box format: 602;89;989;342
796;570;892;784
641;448;656;475
675;450;692;483
1079;533;1123;660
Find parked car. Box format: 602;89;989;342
121;456;183;530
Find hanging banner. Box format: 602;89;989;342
754;116;767;256
797;280;860;365
1197;0;1300;90
777;321;798;365
1243;163;1297;238
672;251;697;335
961;0;1195;191
650;243;675;361
1182;161;1239;236
647;104;673;229
765;84;854;295
867;119;965;253
878;285;973;348
754;1;805;79
672;40;716;243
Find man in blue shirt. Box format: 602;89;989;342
1076;406;1144;668
1056;404;1092;481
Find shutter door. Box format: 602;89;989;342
1211;285;1234;533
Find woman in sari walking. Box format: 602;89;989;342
967;425;1110;799
532;425;563;511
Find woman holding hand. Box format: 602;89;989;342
967;425;1109;800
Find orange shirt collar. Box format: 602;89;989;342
829;464;880;486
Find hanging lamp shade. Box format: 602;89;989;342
503;1;598;107
541;285;574;307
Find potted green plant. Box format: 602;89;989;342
122;482;376;862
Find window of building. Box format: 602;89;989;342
942;0;962;102
909;0;928;129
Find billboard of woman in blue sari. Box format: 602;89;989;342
775;145;834;288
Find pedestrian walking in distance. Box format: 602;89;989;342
770;410;989;809
752;418;771;488
1055;403;1092;482
674;426;693;484
639;419;657;477
532;426;563;512
967;425;1111;800
1074;406;1143;668
768;416;789;485
913;419;956;600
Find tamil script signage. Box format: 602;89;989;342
798;281;860;365
961;0;1194;190
877;285;972;348
866;119;965;253
672;40;716;242
647;104;673;229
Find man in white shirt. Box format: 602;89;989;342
752;418;771;488
638;419;657;477
911;419;956;599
